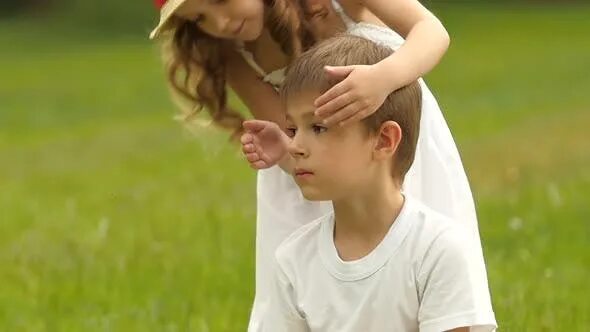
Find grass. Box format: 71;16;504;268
1;4;589;331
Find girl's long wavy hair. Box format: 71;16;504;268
161;0;316;139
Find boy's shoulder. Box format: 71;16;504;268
401;197;475;262
404;196;458;236
405;197;485;279
404;199;496;331
273;197;477;277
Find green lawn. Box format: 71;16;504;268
1;5;589;331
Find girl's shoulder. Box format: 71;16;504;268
334;0;362;18
334;0;386;27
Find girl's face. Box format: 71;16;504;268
175;0;265;41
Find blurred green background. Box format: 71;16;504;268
1;1;589;331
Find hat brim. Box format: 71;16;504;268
149;0;188;39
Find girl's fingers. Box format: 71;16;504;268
251;160;268;169
242;143;256;154
322;102;361;126
314;80;350;107
240;133;254;145
246;152;260;163
315;92;354;118
243;119;269;134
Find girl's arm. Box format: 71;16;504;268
225;50;287;127
360;0;450;88
263;260;309;331
225;51;295;173
314;0;450;125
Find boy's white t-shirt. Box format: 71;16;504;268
248;16;490;332
263;197;497;332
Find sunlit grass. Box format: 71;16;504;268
1;4;589;331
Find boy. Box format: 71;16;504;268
241;35;496;331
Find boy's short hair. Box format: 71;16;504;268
280;35;422;182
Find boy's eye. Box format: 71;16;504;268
312;124;327;134
286;127;297;138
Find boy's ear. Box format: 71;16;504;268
373;121;402;160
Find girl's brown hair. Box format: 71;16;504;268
161;0;315;139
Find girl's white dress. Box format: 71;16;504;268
236;2;489;330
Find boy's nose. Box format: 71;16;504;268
287;138;308;159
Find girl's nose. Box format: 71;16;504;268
213;15;231;34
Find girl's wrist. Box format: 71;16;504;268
374;58;409;92
280;131;291;152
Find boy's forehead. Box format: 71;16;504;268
286;90;322;119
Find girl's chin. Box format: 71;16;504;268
241;20;264;41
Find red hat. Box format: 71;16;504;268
149;0;188;39
154;0;167;9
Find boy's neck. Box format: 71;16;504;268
332;176;404;261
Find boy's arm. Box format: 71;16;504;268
263;258;308;332
417;228;497;332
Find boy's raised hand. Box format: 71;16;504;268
241;120;290;170
314;64;393;126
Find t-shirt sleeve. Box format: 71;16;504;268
262;257;309;332
417;228;497;332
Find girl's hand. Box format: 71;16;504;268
241;120;290;170
314;64;396;126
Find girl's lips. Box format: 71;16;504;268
232;21;245;36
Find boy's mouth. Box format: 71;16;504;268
294;168;314;179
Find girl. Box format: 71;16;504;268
149;0;489;330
